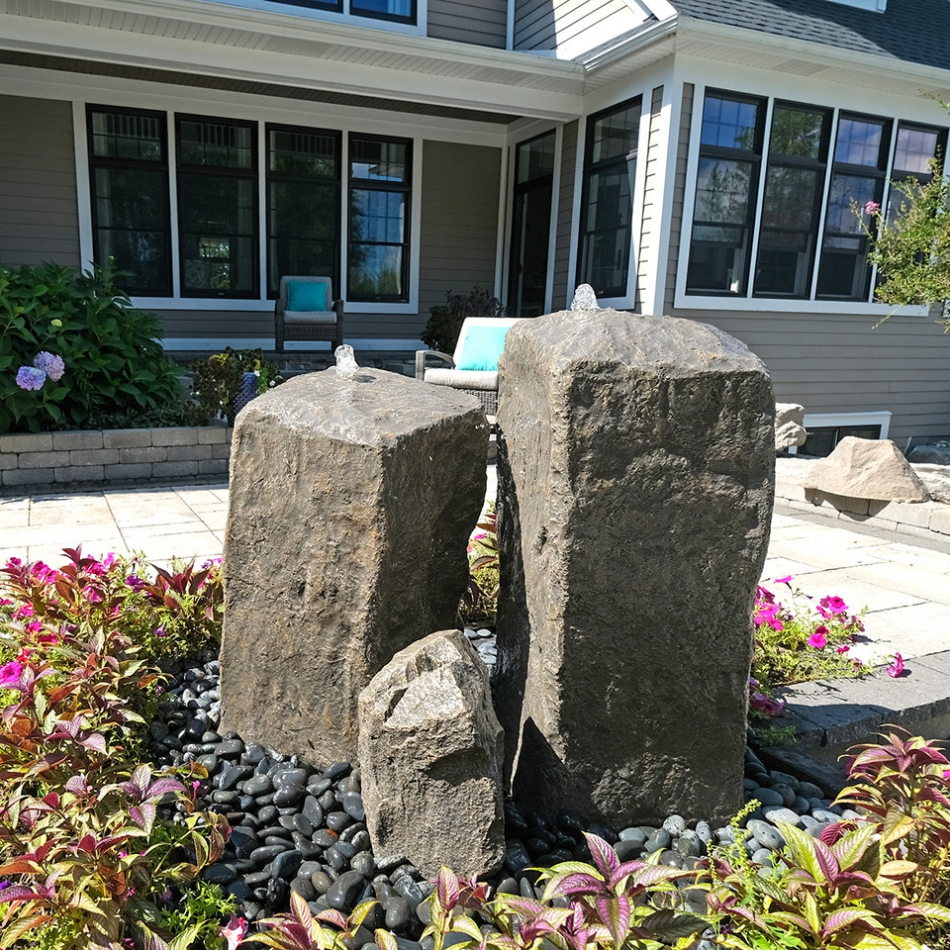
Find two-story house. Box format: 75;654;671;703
2;0;950;448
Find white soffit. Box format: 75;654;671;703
0;0;586;118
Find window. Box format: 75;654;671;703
266;124;341;297
815;114;890;300
348;135;412;303
754;104;830;297
684;90;946;305
801;424;881;458
177;116;258;298
508;131;556;317
686;92;764;295
87;106;171;296
268;0;416;23
577;97;641;298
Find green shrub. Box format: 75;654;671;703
189;347;284;425
420;287;505;354
0;259;187;434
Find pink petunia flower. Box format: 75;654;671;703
808;627;828;649
774;575;793;586
837;644;850;654
887;652;905;678
0;661;23;690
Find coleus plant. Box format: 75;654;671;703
244;891;378;950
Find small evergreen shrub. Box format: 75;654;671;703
0;260;187;434
420;287;506;354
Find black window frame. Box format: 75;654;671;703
350;0;416;24
86;104;172;297
265;122;342;299
685;89;766;297
175;113;260;300
576;95;642;299
347;133;412;304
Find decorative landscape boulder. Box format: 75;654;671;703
912;464;950;504
804;436;930;502
908;440;950;466
775;402;807;451
358;629;505;878
493;306;774;826
219;368;488;765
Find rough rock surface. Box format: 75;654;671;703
220;369;488;765
775;403;806;451
804;437;930;502
358;629;505;878
909;441;950;466
912;464;950;504
493;310;774;827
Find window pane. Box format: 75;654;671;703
508;186;552;317
179;176;256;293
693;158;753;225
590;102;641;164
578;162;634;295
894;124;940;176
769;107;825;159
349;244;404;297
179;119;253;169
833;117;885;166
516;131;556;185
351;189;406;244
351;0;413;17
700;96;759;150
91;111;163;161
269;128;337;177
350;138;408;183
761;166;821;232
823;173;877;234
270;181;339;242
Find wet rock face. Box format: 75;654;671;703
220;369;488;766
359;629;505;879
493;310;775;827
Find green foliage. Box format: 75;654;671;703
858;164;950;317
459;503;499;627
189;347;285;425
420;287;506;353
0;259;187;434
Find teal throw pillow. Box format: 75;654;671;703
287;280;328;312
456;325;511;371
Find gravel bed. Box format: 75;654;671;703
148;634;854;943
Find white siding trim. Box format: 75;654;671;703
161;336;426;350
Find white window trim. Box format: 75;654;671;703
787;410;892;454
673;84;933;318
571;96;649;311
196;0;427;37
75;101;422;316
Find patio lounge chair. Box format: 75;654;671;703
275;276;344;353
415;316;520;415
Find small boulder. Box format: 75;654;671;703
775;403;806;451
908;440;950;466
359;629;505;879
804;437;930;502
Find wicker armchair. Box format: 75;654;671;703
275;276;344;353
415;317;520;415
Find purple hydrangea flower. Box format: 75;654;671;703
33;351;65;381
15;366;46;391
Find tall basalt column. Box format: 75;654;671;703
493;309;774;826
219;368;488;766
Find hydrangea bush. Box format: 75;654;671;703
0;260;187;433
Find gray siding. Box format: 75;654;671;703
158;310;274;339
551;120;578;310
515;0;628;51
428;0;507;48
635;85;664;311
665;90;950;442
0;95;80;267
417;140;502;337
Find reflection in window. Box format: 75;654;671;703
351;0;414;20
177;116;258;297
348;135;411;302
266;125;340;297
816;114;890;300
87;106;171;296
508;131;555;317
686;92;764;295
753;105;830;297
577;97;641;298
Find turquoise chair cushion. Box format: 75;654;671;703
456;325;511;371
287;280;328;312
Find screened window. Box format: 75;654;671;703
577;98;641;298
177;116;258;298
753;105;830;297
508;131;555;317
815;114;891;300
266;125;341;297
87;106;171;296
686;92;764;296
348;135;411;302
